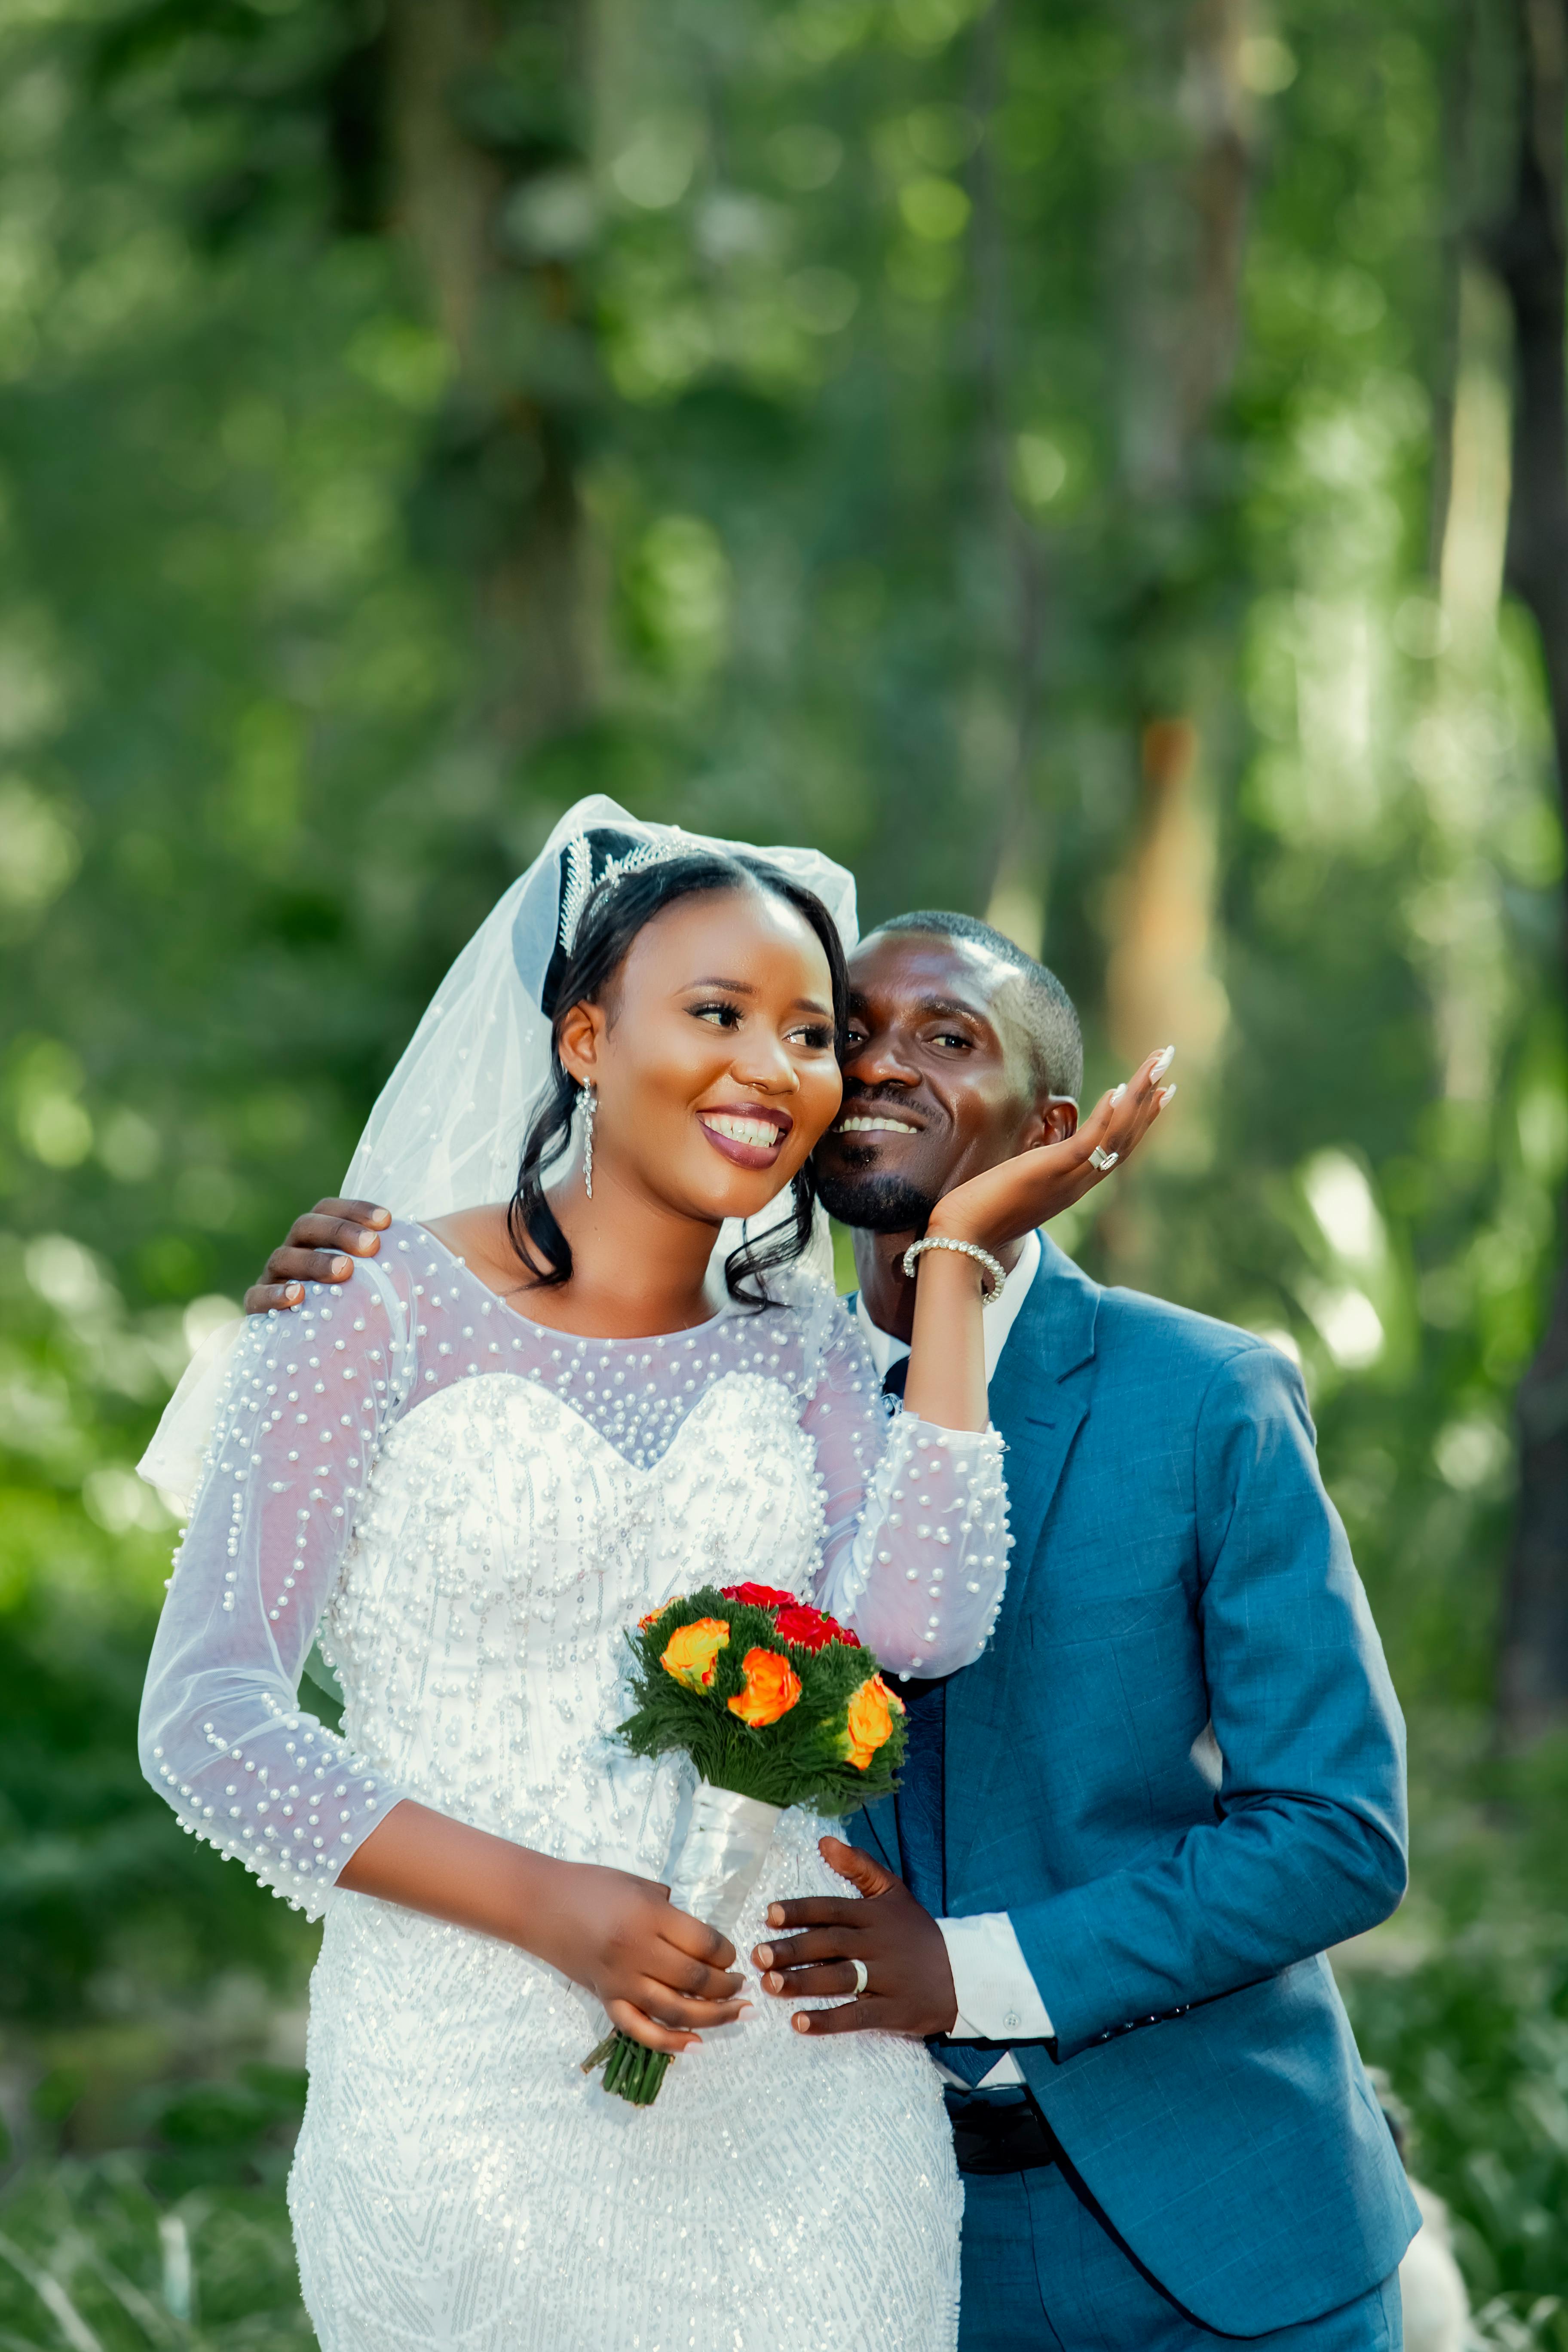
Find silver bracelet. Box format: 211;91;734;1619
900;1235;1008;1304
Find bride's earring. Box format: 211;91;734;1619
581;1082;597;1200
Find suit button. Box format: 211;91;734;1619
1004;2012;1020;2030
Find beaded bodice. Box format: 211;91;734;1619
140;1222;1011;1917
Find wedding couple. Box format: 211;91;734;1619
139;796;1418;2351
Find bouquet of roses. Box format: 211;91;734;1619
582;1582;906;2107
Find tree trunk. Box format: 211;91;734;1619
386;0;592;753
1096;0;1250;1279
967;0;1051;956
1492;0;1568;1742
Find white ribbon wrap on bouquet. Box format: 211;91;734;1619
664;1782;783;1942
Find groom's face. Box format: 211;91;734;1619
812;928;1074;1232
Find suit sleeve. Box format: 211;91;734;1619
1008;1341;1409;2062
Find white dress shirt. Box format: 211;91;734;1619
854;1231;1053;2086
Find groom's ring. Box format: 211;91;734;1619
1088;1146;1119;1171
849;1958;869;1996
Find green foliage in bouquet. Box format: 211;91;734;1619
612;1583;906;1813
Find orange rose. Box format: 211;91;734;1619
843;1674;903;1769
638;1600;674;1631
660;1617;730;1690
726;1646;803;1728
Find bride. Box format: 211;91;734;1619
138;799;1159;2352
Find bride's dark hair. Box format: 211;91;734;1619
509;842;849;1307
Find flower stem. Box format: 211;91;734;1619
580;2027;676;2107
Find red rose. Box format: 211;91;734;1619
720;1583;797;1611
773;1603;861;1654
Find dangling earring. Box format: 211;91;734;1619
581;1081;597;1200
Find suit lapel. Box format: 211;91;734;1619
944;1237;1098;1879
982;1235;1097;1605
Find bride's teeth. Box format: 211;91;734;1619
704;1114;782;1148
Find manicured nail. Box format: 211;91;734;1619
765;1971;784;1992
1149;1045;1176;1082
286;1283;302;1302
332;1256;351;1277
1161;1083;1178;1106
792;2014;811;2033
756;1945;773;1969
767;1905;784;1928
1111;1084;1127;1105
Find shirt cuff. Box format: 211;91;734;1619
937;1912;1054;2041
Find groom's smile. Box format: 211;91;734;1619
834;1110;923;1137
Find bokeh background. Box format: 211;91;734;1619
4;0;1568;2341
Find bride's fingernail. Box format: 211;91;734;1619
1161;1083;1178;1106
1149;1045;1176;1081
1111;1084;1127;1105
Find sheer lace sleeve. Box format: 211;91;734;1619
138;1262;416;1918
798;1300;1011;1678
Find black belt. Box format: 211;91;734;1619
943;2084;1058;2176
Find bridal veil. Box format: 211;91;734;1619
138;796;858;1510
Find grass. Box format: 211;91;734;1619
0;2070;313;2352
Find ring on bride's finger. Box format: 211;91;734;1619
850;1957;869;1996
1088;1146;1119;1171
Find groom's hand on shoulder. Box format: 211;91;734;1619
244;1199;392;1314
752;1837;958;2040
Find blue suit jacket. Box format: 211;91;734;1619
854;1237;1420;2336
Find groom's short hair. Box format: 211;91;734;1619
875;910;1084;1103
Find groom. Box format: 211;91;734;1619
244;912;1418;2351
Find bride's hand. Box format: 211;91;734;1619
527;1858;749;2055
928;1044;1175;1257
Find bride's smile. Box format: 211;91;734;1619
696;1103;795;1167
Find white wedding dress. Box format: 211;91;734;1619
140;1223;1011;2352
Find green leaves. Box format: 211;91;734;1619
616;1589;905;1815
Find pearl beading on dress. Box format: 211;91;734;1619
138;1222;1011;1921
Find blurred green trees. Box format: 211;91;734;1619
3;0;1568;2340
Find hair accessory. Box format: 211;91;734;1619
581;1081;597;1199
557;829;693;957
900;1234;1007;1305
